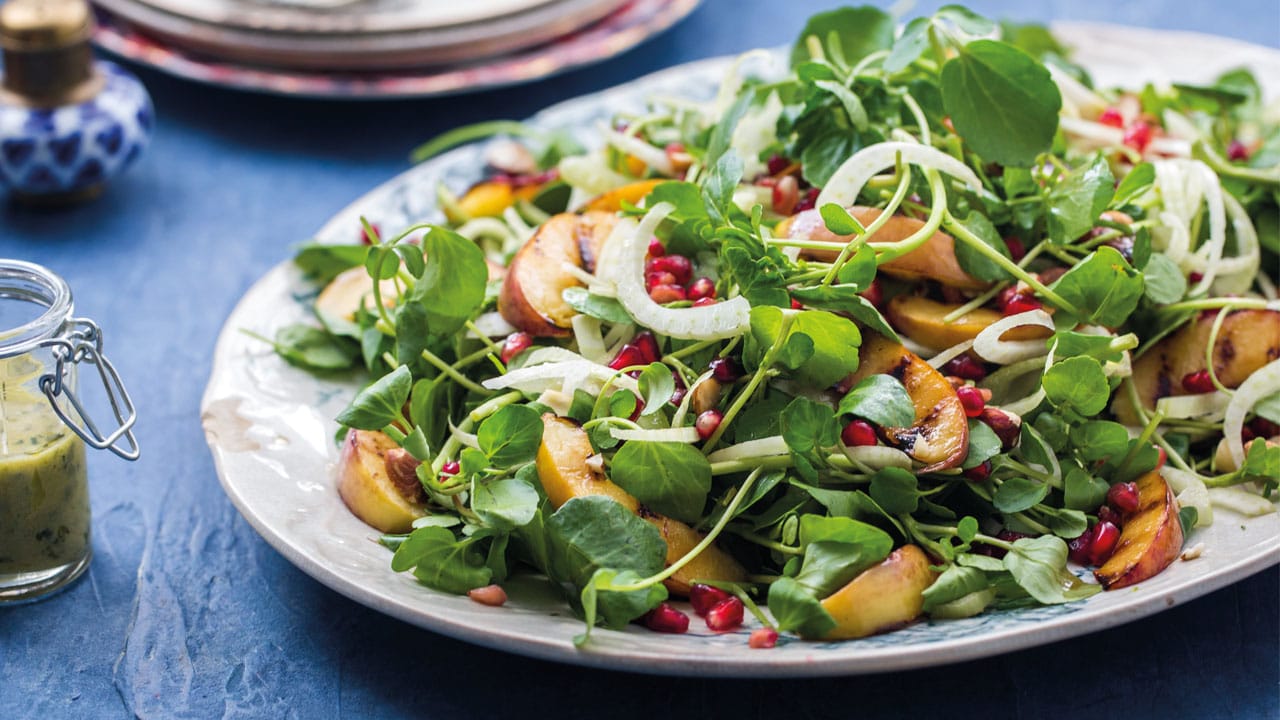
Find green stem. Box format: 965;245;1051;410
1162;297;1272;313
464;320;504;356
867;167;946;265
724;527;803;556
420;348;492;395
944;210;1080;315
430;391;523;475
701;314;797;453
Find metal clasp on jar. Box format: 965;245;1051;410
38;317;139;460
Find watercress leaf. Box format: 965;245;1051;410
837;375;914;428
820;203;867;236
843;295;902;343
702;150;744;226
1113;162;1156;206
1042;356;1109;416
458;447;489;478
294;243;368;283
801;130;863;188
646;181;707;222
798;514;894;553
837;243;878;288
580;569;668;633
1037;506;1089;538
394;301;432;376
1003;535;1100;604
1052;331;1125;364
1063;466;1108;510
636;363;676;416
409;377;448;449
1178;506;1199;538
1141;253;1188;304
1132;227;1152;270
993;477;1050;513
1070;421;1131;463
745;307;863;387
547;496;667;587
781;397;840;455
778;332;816;370
789;6;894;68
767;576;837;638
706;92;753;167
940;40;1062;167
561;287;634;323
271;324;359;371
411;226;489;334
608;390;638;420
957;516;980;543
567;388;596;424
395;243;425;278
364;245;400;281
392;527;491;594
952;210;1013;282
791;483;906;536
1046;154;1115;242
956;552;1005;572
793;541;884;599
883;16;930;72
814;81;869;131
478;405;544;467
1098;438;1161;484
922;565;988;612
1048;246;1145;327
869;467;919;515
401;426;431;462
609;442;712;523
721;241;791;308
963;419;1003;469
472;478;539;531
336;364;412;430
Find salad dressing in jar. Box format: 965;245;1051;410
0;260;138;603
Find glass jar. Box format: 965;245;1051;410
0;260;137;603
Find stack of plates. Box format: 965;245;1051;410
90;0;701;97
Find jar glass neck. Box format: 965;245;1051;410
0;260;73;358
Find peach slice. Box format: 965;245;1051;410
336;429;427;534
1095;470;1184;589
778;206;988;290
820;545;937;640
536;414;746;595
847;335;969;472
885;295;1051;352
582;179;664;213
315;266;400;335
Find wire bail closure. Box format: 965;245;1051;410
38;317;139;461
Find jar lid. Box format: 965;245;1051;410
0;0;92;52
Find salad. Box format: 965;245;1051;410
265;5;1280;647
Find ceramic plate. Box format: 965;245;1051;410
92;0;701;98
201;24;1280;676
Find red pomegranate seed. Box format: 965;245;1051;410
647;238;666;257
439;460;461;482
1249;417;1280;438
467;584;508;607
1181;370;1215;394
642;602;690;634
1107;482;1140;514
688;277;717;301
633;332;660;364
650;284;688;304
1097;505;1122;528
794;187;820;213
790;297;804;310
646;270;678;289
608;344;647;371
964;461;992;482
1155;445;1168;470
1098;107;1124;128
766;154;791;176
1004;236;1027;262
709;357;742;383
1241;426;1257;443
860;279;883;308
1123;121;1154;152
705;597;745;632
646;255;692;286
689;583;732;616
772;175;800;216
1003;295;1043;316
956;386;986;418
943;355;988;381
359;223;381;245
1227;140;1250;162
841;419;878;447
670;372;688;406
500;332;533;364
1088;521;1121;565
1188;271;1204;284
749;628;779;649
755;176;778;188
1068;528;1094;564
695;410;723;440
693;297;718;307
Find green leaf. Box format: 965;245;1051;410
547;496;667;586
636;363;676;416
410;227;489;335
578;568;667;637
922;565;989;612
472;478;539;531
1070;421;1131;463
1048;246;1145;327
409;377;449;450
364;245;399;281
270;324;359;371
1042;356;1110;416
789;6;894;68
561;287;634;324
1113;162;1156;206
869;467;919;515
392;527;492;594
294;243;367;283
336;365;412;430
609;442;712;523
956;552;1005;572
746;307;863;388
393;301;432;376
1046;154;1115;242
1255;391;1280;425
702;150;744;225
993;477;1050;513
781;397;840;455
1141;253;1188;304
1052;331;1127;365
1038;506;1089;538
940;40;1062;167
962;419;1003;470
958;516;980;543
819;203;866;236
952;211;1013;282
767;576;837;638
1003;535;1100;604
478;405;544;467
837;375;914;428
883;16;930;72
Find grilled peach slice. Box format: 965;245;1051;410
315;266;401;336
582;179;664;213
820;545;937;640
885;295;1052;352
1095;470;1183;589
778;206;988;290
846;335;969;472
499;212;615;337
536;414;746;595
337;429;426;534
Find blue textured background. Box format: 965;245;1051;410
1;1;1277;717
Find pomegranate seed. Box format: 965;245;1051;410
794;187;820;213
692;297;718;307
1227;140;1250;162
467;584;508;606
646;255;693;286
1123;121;1154;152
755;176;778;188
1181;370;1215;394
1188;271;1204;284
646;270;678;290
956;385;986;418
670;372;688;406
1155;445;1168;470
709;357;742;383
633;332;660;364
628;397;646;422
695;410;723;440
642;602;690;634
500;332;533;364
772;175;800;216
766;154;791;176
704;597;745;632
359;223;381;245
608;344;647;371
1088;521;1121;565
689;583;732;616
790;297;804;310
749;627;779;649
650;284;688;304
998;529;1030;543
1098;107;1124;128
1241;426;1256;443
688;277;717;301
1003;295;1043;316
943;355;988;381
1097;505;1123;528
860;279;883;308
439;460;460;482
942;116;956;133
1107;482;1140;514
979;407;1021;450
1249;417;1280;438
964;461;992;481
841;419;878;447
994;285;1019;311
1004;236;1026;262
1068;529;1094;564
647;238;666;257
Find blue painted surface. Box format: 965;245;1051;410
0;0;1276;717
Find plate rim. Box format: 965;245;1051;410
202;24;1280;677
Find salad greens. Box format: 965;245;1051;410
271;4;1280;646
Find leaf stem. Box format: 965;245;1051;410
420;348;492;395
944;210;1080;315
701;314;797;453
